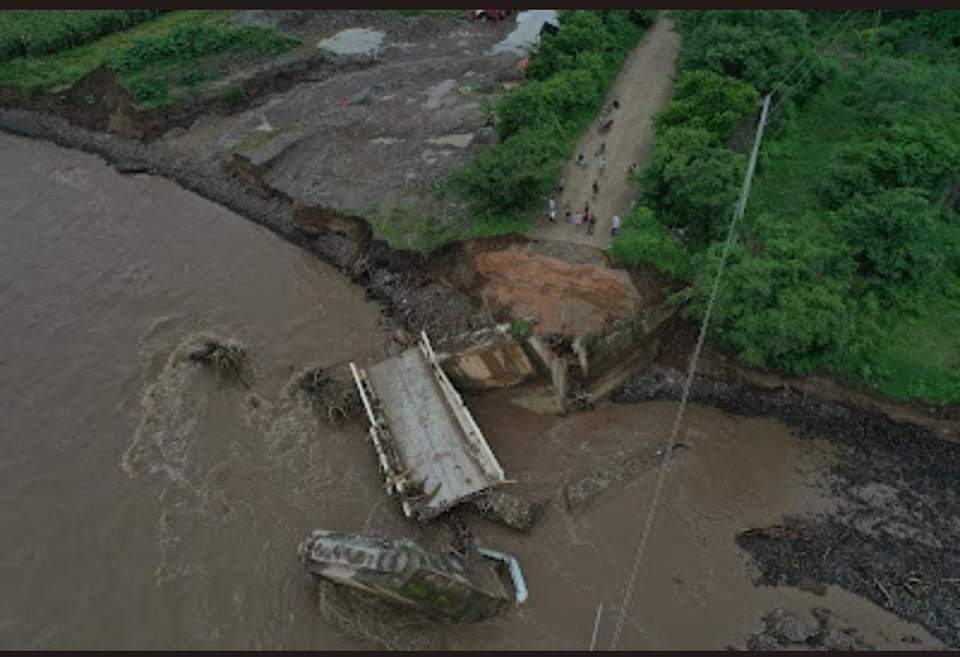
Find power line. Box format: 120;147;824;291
607;94;772;651
772;10;852;94
769;10;865;120
603;12;865;650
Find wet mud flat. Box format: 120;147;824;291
612;366;960;646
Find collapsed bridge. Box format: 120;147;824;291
350;332;506;521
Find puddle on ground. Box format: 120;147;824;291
491;10;559;56
317;28;385;57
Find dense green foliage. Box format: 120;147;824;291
0;11;298;108
608;207;689;279
613;10;960;403
0;10;163;62
654;70;759;142
670;10;832;100
444;10;654;224
639;127;745;243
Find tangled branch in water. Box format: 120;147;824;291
298;367;361;422
187;339;251;389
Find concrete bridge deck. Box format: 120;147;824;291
351;332;505;521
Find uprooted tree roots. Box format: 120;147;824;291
315;579;438;650
298;366;361;422
187;338;251;388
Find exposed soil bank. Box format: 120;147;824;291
0;112;956;647
3;102;959;435
612;365;960;646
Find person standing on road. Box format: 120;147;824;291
592;181;599;197
548;196;557;222
599;156;608;174
611;214;621;236
587;213;597;236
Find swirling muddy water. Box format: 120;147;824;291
0;133;939;649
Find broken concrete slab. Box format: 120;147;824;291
351;332;505;521
300;529;520;622
441;336;534;390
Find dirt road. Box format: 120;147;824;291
530;15;679;250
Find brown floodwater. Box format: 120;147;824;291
0;133;940;649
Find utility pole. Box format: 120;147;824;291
606;92;772;652
733;94;772;224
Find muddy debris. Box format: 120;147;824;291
736;607;875;651
187;338;251;389
563;441;688;512
737;518;960;647
612;365;960;646
297;366;361;422
469;489;544;533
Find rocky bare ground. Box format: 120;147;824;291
613;366;960;646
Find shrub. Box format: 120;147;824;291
690;222;856;372
640;127;744;243
671;10;830;101
446;124;568;217
510;319;533;341
819;123;960;208
654;69;760;142
495;67;604;140
836;188;949;286
609;206;689;278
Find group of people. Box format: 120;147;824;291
547;197;621;238
543;98;632;240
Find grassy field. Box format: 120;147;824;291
0;11;298;109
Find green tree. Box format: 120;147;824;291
836;187;949;285
640;127;744;243
671;10;829;100
690;220;855;372
654;69;760;142
495;67;603;140
447;125;567;216
525;11;620;81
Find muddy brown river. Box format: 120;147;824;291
0;133;940;649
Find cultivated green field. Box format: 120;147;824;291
0;10;298;109
0;10;164;61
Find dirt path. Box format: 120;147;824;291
529;15;679;250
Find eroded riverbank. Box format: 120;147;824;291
0;132;949;649
2;94;959;648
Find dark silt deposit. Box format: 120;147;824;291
612;366;960;646
739;607;877;651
